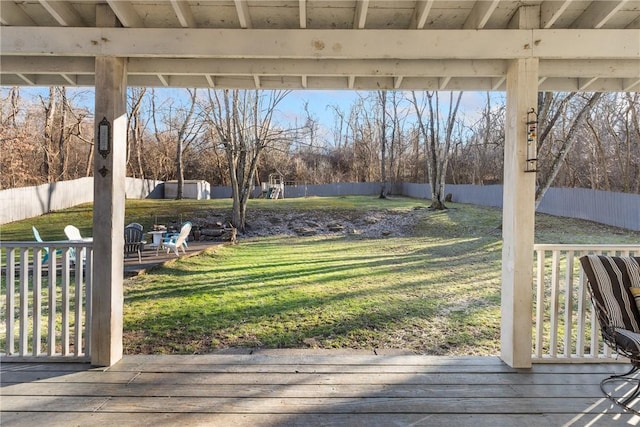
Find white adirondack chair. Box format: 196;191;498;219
162;222;192;256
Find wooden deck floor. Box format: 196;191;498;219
1;352;639;426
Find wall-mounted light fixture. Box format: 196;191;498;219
98;117;111;159
525;108;538;173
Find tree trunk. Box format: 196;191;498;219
535;92;602;208
378;91;387;198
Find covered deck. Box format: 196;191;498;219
1;353;635;426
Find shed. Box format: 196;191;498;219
164;180;210;200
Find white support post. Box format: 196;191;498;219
501;57;538;369
92;55;127;366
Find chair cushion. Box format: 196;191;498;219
631;288;640;318
613;327;640;355
580;255;640;333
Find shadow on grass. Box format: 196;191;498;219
123;233;503;355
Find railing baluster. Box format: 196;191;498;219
74;244;84;357
549;250;560;358
534;249;545;358
576;263;587;358
85;249;93;356
19;248;29;355
563;251;574;358
61;248;70;356
47;247;57;356
33;247;43;356
5;248;16;355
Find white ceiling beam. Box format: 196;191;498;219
205;74;215;87
463;0;500;29
60;73;76;85
348;75;356;88
571;0;628;29
17;73;36;85
491;76;506;90
39;1;84;27
253;75;261;88
301;75;308;88
170;0;196;28
0;2;36;25
393;76;403;89
439;76;451;90
1;56;508;77
299;0;307;29
3;28;638;61
531;29;639;59
578;77;598;90
410;0;435;29
234;0;252;29
541;0;573;29
627;15;640;29
622;78;640;91
354;0;369;29
106;1;143;28
0;56;95;73
157;74;169;86
540;59;640;78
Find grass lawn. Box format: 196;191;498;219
3;196;639;355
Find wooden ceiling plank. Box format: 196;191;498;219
170;0;196;28
0;1;36;25
354;0;369;29
622;78;640;91
60;73;76;85
540;0;574;29
157;74;169;86
299;0;307;29
463;0;500;29
410;0;435;29
39;1;84;27
234;0;252;29
106;0;143;28
17;73;36;85
571;0;628;28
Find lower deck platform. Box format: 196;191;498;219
1;352;636;426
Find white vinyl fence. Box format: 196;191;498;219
1;177;162;225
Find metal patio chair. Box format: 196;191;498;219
124;225;146;263
580;255;640;415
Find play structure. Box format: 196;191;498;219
261;173;285;199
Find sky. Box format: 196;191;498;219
8;86;499;145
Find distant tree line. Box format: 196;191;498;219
1;87;638;226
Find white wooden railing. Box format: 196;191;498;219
1;241;93;362
2;240;638;363
533;244;640;363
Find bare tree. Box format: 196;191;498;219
378;91;388;198
127;87;148;179
174;89;203;199
535;92;602;207
204;89;292;232
410;91;463;209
